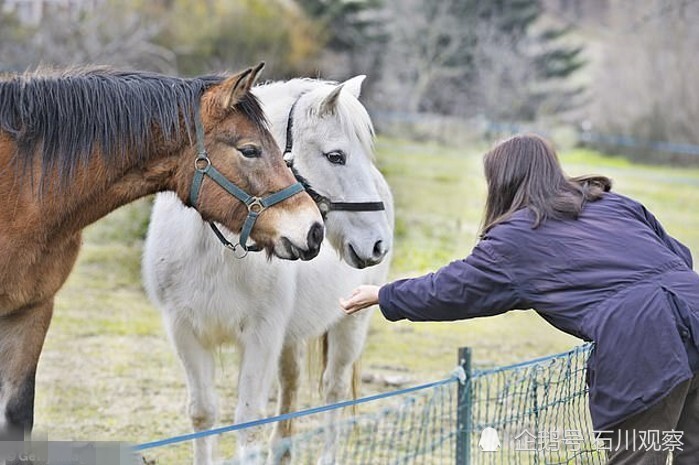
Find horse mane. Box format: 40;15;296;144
0;67;266;188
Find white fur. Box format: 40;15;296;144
143;77;394;465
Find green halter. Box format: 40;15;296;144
188;104;305;257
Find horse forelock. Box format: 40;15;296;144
0;68;226;189
332;92;375;161
231;92;269;132
261;79;375;161
305;82;375;161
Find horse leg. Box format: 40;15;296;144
236;323;286;465
169;321;218;465
318;312;372;465
0;299;53;440
268;340;304;465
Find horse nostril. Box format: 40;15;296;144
373;240;385;259
307;222;324;251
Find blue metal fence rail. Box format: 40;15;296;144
134;377;459;453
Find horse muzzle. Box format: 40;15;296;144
277;221;324;261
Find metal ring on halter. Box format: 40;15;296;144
247;197;266;214
224;242;249;259
232;245;249;259
194;155;211;172
317;199;331;216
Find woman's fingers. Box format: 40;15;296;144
339;296;362;313
340;285;380;315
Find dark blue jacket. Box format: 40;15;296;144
378;192;699;430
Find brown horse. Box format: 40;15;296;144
0;64;323;439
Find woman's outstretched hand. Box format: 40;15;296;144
340;285;380;315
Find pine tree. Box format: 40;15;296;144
384;0;585;120
295;0;385;52
473;0;586;120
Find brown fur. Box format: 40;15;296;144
306;334;360;413
0;65;318;437
320;334;360;408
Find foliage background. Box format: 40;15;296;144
3;0;696;156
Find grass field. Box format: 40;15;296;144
32;136;699;462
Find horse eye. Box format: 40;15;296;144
239;146;261;159
324;150;346;165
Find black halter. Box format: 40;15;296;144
282;94;386;219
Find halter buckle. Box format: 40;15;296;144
318;199;331;216
247;197;266;214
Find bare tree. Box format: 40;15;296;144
590;0;699;149
0;2;175;73
379;0;474;113
375;0;583;121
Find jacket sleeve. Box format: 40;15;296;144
378;240;522;322
639;204;693;269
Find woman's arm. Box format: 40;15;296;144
341;240;522;322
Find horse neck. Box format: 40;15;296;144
79;151;184;226
7;142;186;241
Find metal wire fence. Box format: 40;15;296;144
225;378;459;465
464;344;602;464
137;344;600;465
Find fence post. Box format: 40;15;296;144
456;347;472;465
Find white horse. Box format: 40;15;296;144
142;76;394;465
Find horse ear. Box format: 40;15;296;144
319;84;344;117
342;75;366;99
248;62;265;86
217;62;265;109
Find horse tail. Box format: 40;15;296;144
310;333;362;398
314;332;362;415
322;333;330;398
304;336;321;401
351;357;360;401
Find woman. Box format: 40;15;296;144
340;134;699;464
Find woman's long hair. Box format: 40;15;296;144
481;133;612;235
